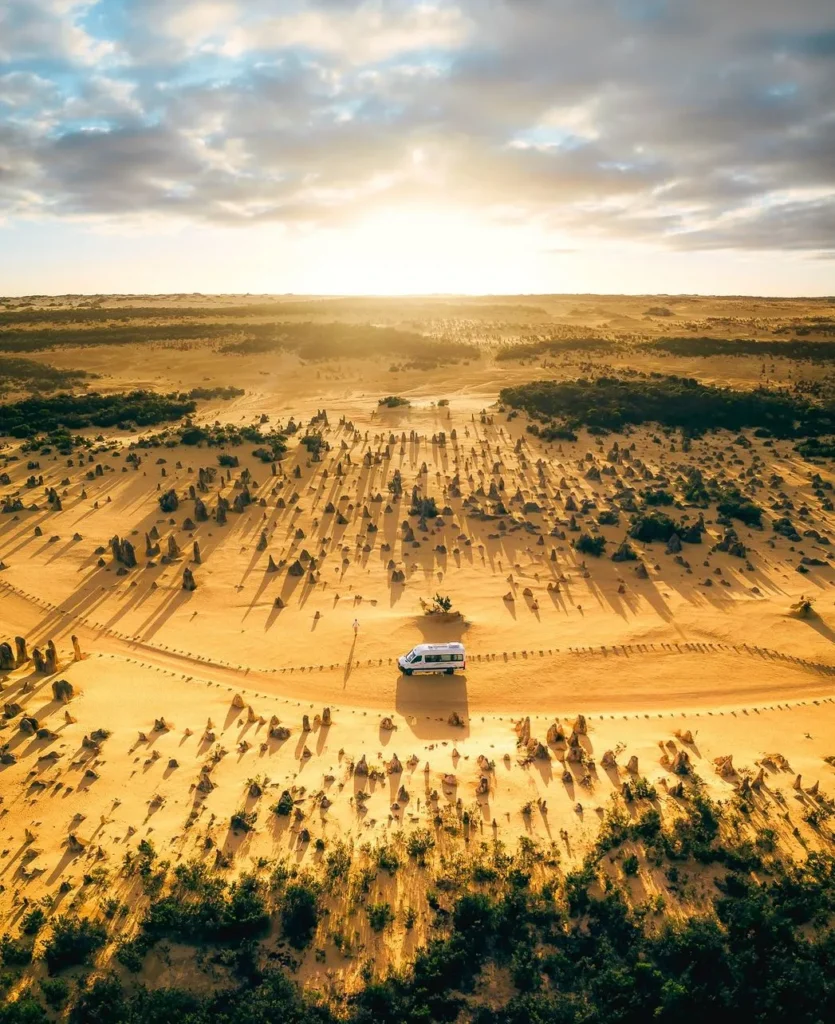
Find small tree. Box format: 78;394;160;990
429;593;453;613
281;882;319;948
574;533;606;557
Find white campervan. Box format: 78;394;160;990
398;642;466;676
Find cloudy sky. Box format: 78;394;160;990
1;0;834;295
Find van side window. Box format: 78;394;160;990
412;655;423;663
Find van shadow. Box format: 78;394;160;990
394;672;470;739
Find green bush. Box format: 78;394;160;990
574;533;606;556
42;916;107;973
367;902;395;932
272;791;294;816
280;882;319;948
406;829;435;863
20;909;45;935
716;487;762;526
38;976;69;1009
622;854;640;876
0;934;33;967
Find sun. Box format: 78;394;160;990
308;205;542;296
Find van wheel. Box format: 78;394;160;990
445;668;454;675
404;668;412;676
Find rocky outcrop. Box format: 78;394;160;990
182;567;197;591
52;679;74;703
158;488;179;512
14;637;27;665
110;535;137;568
511;717;529;748
546;721;565;745
0;643;13;670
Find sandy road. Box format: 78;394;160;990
3;584;834;719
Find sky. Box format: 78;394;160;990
0;0;834;296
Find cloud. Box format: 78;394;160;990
0;0;833;254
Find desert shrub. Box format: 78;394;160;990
115;935;150;973
0;934;33;967
496;338;613;361
641;488;674;506
406;828;435;863
574;533;606;556
622;854;640;876
527;421;579;442
38;976;69;1009
367;902;395;932
280;882;319;948
20;909;45;935
300;433;328;459
272;791;294;816
628;511;678;542
597;509;619;525
716;487;762;526
0;997;48;1024
378;395;410;408
409;496;438;519
230;809;257;833
42;916;107;973
142;872;268;945
377;846;400;874
179;425;208;445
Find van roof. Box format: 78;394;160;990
412;642;465;651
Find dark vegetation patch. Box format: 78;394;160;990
651;336;835;361
574;532;606;556
496;337;615;361
500;374;835;438
0;387;244;442
0;318;476;367
141;422;287;460
42;916;107;973
0;356;89;391
0;391;197;438
224;324;475;365
0;298;551;328
5;790;835;1023
0;322;256;351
